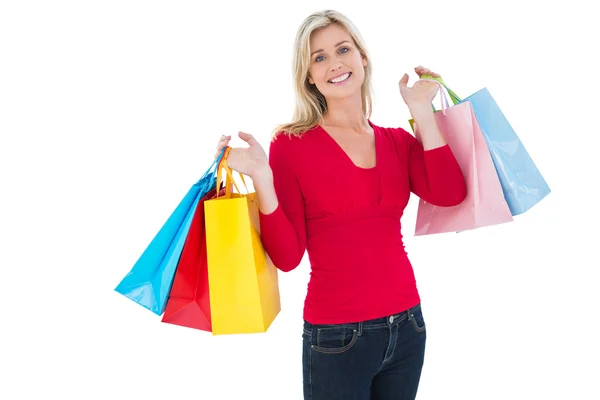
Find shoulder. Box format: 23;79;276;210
269;125;321;154
266;126;321;173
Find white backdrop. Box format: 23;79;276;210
1;0;598;399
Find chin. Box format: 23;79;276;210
323;85;362;101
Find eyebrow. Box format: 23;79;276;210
310;40;351;57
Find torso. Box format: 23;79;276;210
271;122;419;324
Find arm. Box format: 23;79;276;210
409;103;447;150
256;137;306;272
405;104;467;206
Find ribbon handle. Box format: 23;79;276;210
421;74;462;106
215;147;251;199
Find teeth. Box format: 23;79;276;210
329;73;350;83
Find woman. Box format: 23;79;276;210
215;9;467;400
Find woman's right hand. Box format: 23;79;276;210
214;131;271;180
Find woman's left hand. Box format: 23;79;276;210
399;65;441;107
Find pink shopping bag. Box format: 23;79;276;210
410;80;513;235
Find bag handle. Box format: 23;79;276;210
412;78;453;134
414;77;452;116
197;146;226;185
215;147;251;199
221;147;251;191
216;148;238;198
421;74;462;106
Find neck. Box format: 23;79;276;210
321;91;369;132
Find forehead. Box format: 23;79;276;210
310;23;354;49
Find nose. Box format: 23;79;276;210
329;61;343;72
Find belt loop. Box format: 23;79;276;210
357;321;363;336
406;309;412;321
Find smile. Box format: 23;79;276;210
328;72;352;84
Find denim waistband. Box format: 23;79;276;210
304;303;422;334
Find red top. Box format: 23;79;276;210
258;121;467;324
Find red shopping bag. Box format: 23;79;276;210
161;185;225;331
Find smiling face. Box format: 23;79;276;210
307;23;367;103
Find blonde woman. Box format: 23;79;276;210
215;9;466;400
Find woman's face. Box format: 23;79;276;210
308;23;367;102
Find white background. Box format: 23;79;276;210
1;0;598;399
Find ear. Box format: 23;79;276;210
308;75;315;85
362;55;368;67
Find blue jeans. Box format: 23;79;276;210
302;303;427;399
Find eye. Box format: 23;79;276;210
315;55;325;62
339;47;349;54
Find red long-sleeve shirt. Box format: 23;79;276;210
258;121;466;324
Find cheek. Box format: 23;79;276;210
310;63;323;75
309;65;326;84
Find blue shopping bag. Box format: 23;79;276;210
115;148;226;315
425;75;551;216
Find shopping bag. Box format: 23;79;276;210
422;75;551;216
409;80;513;235
161;184;224;331
115;149;226;315
204;148;281;335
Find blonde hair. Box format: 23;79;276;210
272;10;374;137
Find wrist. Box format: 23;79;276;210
409;104;435;124
407;101;434;119
250;165;278;215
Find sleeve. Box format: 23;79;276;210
402;128;467;207
258;136;307;272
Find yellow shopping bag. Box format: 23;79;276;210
204;148;281;335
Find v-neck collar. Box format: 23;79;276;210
317;120;379;171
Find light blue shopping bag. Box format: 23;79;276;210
425;75;551;216
115;148;226;315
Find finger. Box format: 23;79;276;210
399;73;409;87
216;143;229;153
216;138;230;150
215;141;232;157
218;134;231;143
215;144;227;156
238;131;258;145
422;68;440;78
214;148;225;159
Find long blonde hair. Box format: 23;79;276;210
272;10;374;137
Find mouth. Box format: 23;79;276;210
328;72;352;84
